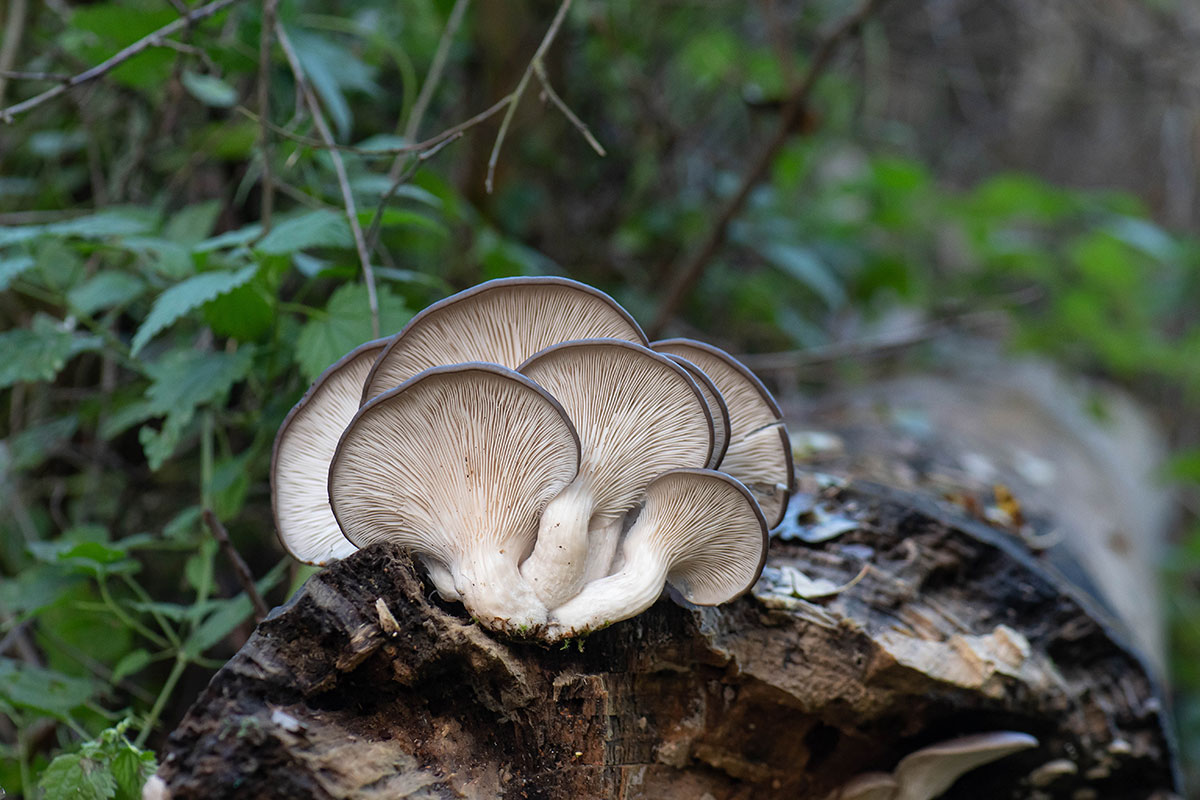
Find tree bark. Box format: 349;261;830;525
154;477;1181;799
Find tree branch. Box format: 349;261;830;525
275;22;380;337
256;0;280;235
202;510;269;623
646;0;890;338
0;0;244;123
534;60;605;157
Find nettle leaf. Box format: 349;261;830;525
0;658;98;720
181;70;238;108
254;209;353;255
67;271;147;316
164;201;223;246
0;253;36;290
138;347;256;469
3;416;79;472
0;315;103;389
44;209;156;239
295;283;411;381
39;752;117;800
194;223;262;253
122;236;193;279
131;265;258;355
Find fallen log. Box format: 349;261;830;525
153;475;1180;798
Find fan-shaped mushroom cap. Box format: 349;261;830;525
361;276;647;403
329;363;580;630
827;773;899;800
272;339;387;566
549;469;768;637
663;353;731;469
518;340;713;607
652;338;794;527
892;731;1038;800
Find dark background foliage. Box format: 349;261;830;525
1;0;1198;796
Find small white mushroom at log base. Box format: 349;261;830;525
548;469;768;638
651;338;794;527
826;731;1040;800
328;363;581;633
518;339;714;607
360;276;647;404
271;338;387;567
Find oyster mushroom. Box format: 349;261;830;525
329;363;580;631
549;469;767;637
272;339;387;566
652;338;794;527
517;339;714;607
361;276;646;403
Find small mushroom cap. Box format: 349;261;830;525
893;731;1038;800
271;339;387;565
519;339;714;520
651;338;794;528
329;363;580;566
663;353;731;469
362;276;647;403
639;468;769;605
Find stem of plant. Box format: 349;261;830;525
136;652;188;747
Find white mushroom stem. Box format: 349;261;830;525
419;557;460;602
581;516;624;583
548;536;671;635
455;547;548;631
519;481;595;607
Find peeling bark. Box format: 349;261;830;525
156;480;1180;799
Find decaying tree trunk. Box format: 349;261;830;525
154;474;1180;798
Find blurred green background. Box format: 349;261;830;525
1;0;1198;796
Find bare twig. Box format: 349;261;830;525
202;509;270;622
485;0;575;194
0;0;244;123
533;60;605;156
0;69;67;83
275;21;380;336
364;130;463;250
647;0;890;338
0;0;29;106
365;0;470;251
257;0;280;234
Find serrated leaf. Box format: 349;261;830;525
0;315;103;389
295;283;411;381
111;746;157;800
122;236;193;279
0;658;98;720
67;271;146;315
183;593;253;658
255;209;353;255
131;265;258;355
0;254;36;290
39;752;118;800
203;282;273;342
164;201;222;246
181;70;238;108
194;223;262;253
44;210;156;239
3;416;79;472
0;224;45;247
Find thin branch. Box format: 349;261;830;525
275;21;380;337
403;0;470;144
257;0;280;234
0;0;244;123
533;60;605;157
0;0;30;106
485;0;575;194
0;69;66;83
647;0;890;338
364;130;463;250
202;510;270;623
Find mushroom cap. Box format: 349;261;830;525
663;353;731;469
518;339;713;521
636;468;769;605
829;773;899;800
271;338;388;565
651;338;794;528
892;731;1038;800
328;363;580;566
361;276;647;403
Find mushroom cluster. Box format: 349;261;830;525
272;277;793;639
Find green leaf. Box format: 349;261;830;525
0;253;36;290
44;210;156;239
67;271;147;315
203;282;274;342
3;416;79;472
164;201;223;246
194;223;263;253
110;746;156;800
131;265;258;355
183;594;253;658
295;283;412;381
181;70;238;108
0;658;98;720
255;209;353;255
0;315;103;389
39;752;117;800
122;236;193;279
111;649;152;683
758;243;846;308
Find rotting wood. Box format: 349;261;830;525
155;480;1180;799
